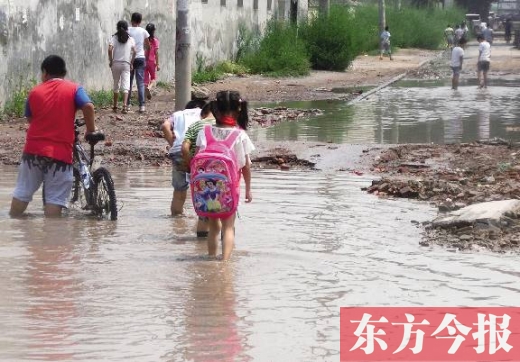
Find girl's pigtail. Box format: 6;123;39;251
237;99;249;131
210;100;221;125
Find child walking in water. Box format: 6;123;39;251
144;23;160;100
380;26;393;60
194;90;254;261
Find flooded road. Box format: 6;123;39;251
251;78;520;145
1;167;520;361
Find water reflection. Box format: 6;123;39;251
23;219;81;361
182;259;248;361
1;168;520;361
250;79;520;144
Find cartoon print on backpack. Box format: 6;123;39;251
194;191;208;212
200;179;221;212
191;153;237;216
190;125;241;219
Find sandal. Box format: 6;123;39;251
121;106;128;114
112;106;118;113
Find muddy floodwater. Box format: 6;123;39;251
1;166;520;361
251;79;520;145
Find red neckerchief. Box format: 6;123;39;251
220;115;237;127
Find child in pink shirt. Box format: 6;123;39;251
145;23;160;100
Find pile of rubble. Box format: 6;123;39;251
364;141;520;252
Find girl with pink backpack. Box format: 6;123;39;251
192;90;255;261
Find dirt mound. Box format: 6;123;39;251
364;141;520;252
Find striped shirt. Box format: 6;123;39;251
183;117;216;156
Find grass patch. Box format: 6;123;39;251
2;79;36;119
215;61;249;76
192;53;222;83
192;53;250;84
238;20;310;77
156;81;173;91
89;89;115;108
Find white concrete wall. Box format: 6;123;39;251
0;0;307;107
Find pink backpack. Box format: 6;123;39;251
190;125;241;219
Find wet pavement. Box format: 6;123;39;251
1;167;520;361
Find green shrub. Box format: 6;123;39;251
386;6;465;49
2;79;36;119
215;61;249;76
345;5;381;54
239;20;310;77
235;23;261;63
301;5;358;71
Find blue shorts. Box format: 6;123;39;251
12;153;73;207
170;152;189;191
451;66;461;76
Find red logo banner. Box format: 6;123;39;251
341;307;520;361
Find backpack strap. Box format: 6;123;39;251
222;128;241;149
204;125;241;150
204;124;216;146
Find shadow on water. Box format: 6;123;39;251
250;78;520;145
1;167;520;360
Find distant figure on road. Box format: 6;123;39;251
454;24;465;46
461;21;469;36
380;26;393;61
481;23;494;45
477;34;491;89
444;25;454;49
505;18;513;44
450;37;466;90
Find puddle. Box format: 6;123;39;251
250;78;520;145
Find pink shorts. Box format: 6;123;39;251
145;60;156;86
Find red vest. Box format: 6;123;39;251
24;79;79;164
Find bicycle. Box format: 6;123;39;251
70;119;118;220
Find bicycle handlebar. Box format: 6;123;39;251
75;119;105;144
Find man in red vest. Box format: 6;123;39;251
10;55;97;217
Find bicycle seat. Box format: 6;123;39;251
85;132;106;144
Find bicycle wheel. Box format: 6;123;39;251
92;167;118;220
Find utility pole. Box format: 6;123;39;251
175;0;191;111
379;0;386;36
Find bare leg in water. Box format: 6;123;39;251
207;215;234;260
